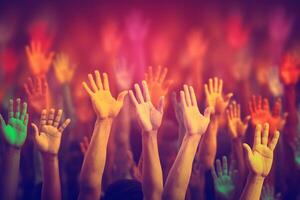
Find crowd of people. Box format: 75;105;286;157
0;2;299;200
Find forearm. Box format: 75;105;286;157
232;139;246;178
239;175;264;200
177;125;185;149
0;146;21;200
198;116;218;169
41;154;61;200
163;134;201;200
142;131;163;200
79;119;113;199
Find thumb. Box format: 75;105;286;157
242;143;253;162
31;123;39;140
204;107;212;119
0;114;6;128
243;115;251;125
117;91;128;103
158;96;165;113
224;93;233;103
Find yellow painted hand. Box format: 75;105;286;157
53;53;75;84
242;123;280;177
82;70;128;120
31;109;71;155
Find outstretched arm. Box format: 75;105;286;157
0;99;28;200
240;123;280;200
31;109;71;200
78;71;127;200
163;85;211;200
129;81;164;200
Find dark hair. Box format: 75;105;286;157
103;179;143;200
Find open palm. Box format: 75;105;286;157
0;99;28;148
32;109;70;155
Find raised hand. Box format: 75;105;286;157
31;109;71;155
269;99;288;133
211;156;237;199
144;66;173;107
0;99;28;148
279;53;299;85
226;101;250;139
113;57;134;90
82;70;128;120
242;123;280;177
25;41;54;75
53;53;75;84
261;184;281;200
204;77;233;115
129;81;164;132
24;76;51;113
80;136;90;156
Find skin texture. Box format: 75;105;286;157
31;109;71;200
0;98;28;200
129;81;164;200
163;85;210;200
24;76;51;113
144;66;173;108
78;71;127;200
53;53;75;84
240;123;280;200
25;41;54;75
211;156;237;199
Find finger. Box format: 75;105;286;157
273;99;282;116
237;104;241;118
40;109;47;127
53;109;63;128
171;91;178;106
117;91;128;104
204;84;210;97
209;78;213;93
222;156;228;175
8;99;14;119
103;73;110;91
129;90;139;107
95;70;103;90
159;67;168;83
180;90;187;107
88;73;98;92
229;159;236;176
47;109;55;125
183;85;192;106
0;114;6;128
214;77;218;93
144;73;149;83
263;98;270;111
58;118;71;133
252;95;258;112
216;159;222;176
268;131;280;151
25;46;32;58
262;123;269;145
229;104;234;118
41;76;48;94
224;93;233;103
82;82;94;96
154;65;162;82
24;114;29;126
158;96;164;113
31;123;40;140
211;165;218;180
189;86;198;106
20;102;28;121
232;101;237;117
254;124;262;147
36;76;42;93
149;66;153;82
218;79;223;94
134;84;145;103
242;143;253;163
226;109;231;121
248;101;254;114
142;81;151;102
15;98;21;119
257;96;262;110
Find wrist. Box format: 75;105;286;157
41;152;59;163
184;134;202;144
247;174;265;183
96;117;113;125
5;144;21;154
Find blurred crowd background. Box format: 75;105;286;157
0;1;299;199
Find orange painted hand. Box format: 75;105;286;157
144;66;173;108
242;123;280;177
82;70;128;120
24;76;51;113
204;77;233;115
25;41;54;75
53;53;75;84
279;54;299;85
226;101;250;140
31;109;71;155
178;85;211;136
129;81;164;132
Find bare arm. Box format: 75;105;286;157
163;85;211;200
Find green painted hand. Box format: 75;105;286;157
211;156;237;199
0;99;29;148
